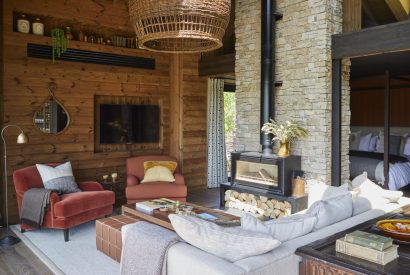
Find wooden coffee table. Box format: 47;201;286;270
122;201;240;231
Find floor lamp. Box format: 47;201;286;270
0;125;28;246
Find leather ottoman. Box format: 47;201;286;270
96;214;140;262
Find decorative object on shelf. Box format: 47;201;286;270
33;82;70;134
17;14;30;34
88;35;95;43
102;175;109;183
78;30;84;42
261;120;309;157
32;18;44;36
111;173;118;183
128;0;231;53
50;28;68;63
0;125;29;247
65;27;73;40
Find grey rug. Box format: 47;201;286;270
11;221;119;275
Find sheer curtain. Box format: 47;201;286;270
207;78;228;188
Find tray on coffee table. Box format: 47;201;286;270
122;202;240;231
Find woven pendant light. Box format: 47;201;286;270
129;0;231;53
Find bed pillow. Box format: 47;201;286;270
350;131;361;150
169;214;281;262
400;135;409;156
358;133;372;151
403;137;410;157
369;135;378;152
307;193;353;231
141;166;175;183
36;162;81;194
377;132;404;155
241;213;318;242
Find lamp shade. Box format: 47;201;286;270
17;132;29;144
129;0;231;53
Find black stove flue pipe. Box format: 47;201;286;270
260;0;276;155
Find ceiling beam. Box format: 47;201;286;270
332;19;410;59
385;0;410;21
199;53;235;77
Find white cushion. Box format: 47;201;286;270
169;214;281;262
307;193;353;231
141;165;175;183
352;196;372;216
307;179;349;207
240;213;318;242
369;135;378;152
351;172;403;203
358;133;372;151
36;162;81;194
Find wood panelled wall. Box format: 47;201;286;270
1;0;208;223
351;76;410;127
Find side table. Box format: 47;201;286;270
100;180;126;207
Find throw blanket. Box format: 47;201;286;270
21;188;53;228
120;221;180;275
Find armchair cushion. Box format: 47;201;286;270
36;162;81;194
174;174;185;185
78;181;104;192
54;191;114;218
126;182;187;200
143;161;177;173
127;175;140;187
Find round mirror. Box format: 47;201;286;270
33;83;70;134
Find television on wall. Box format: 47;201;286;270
99;104;160;144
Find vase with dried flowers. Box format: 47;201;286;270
261;119;309;157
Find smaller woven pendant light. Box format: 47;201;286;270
129;0;231;53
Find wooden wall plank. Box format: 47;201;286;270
1;0;208;223
343;0;362;32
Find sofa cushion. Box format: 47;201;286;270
126;182;187;200
241;213;318;242
307;193;353;231
36;162;81;194
169;214;281;262
54;191;114;217
307;179;349;207
141;166;175;183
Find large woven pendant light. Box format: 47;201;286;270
129;0;231;53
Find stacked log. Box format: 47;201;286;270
224;190;291;219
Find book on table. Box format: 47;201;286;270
344;230;393;251
135;198;176;214
336;238;398;265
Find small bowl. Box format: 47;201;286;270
376;219;410;242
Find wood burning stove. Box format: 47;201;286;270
231;152;301;196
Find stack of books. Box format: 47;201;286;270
135;198;176;214
336;230;399;265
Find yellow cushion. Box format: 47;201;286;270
141;166;176;183
143;161;177;173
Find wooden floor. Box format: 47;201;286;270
0;188;220;274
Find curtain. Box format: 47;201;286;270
207;78;228;188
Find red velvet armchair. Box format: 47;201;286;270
125;155;187;204
13;164;115;241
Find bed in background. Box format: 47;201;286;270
349;127;410;191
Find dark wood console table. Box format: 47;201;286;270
296;205;410;275
219;182;308;214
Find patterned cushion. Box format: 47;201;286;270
36;162;81;194
169;214;281;262
141;166;176;183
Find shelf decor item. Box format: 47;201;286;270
32;18;44;35
261;120;309;157
128;0;231;53
51;28;69;63
0;125;29;247
17;14;30;34
65;27;73;40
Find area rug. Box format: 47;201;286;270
11;222;119;275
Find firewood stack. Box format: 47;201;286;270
224;190;291;219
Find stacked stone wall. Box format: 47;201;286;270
235;0;350;182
